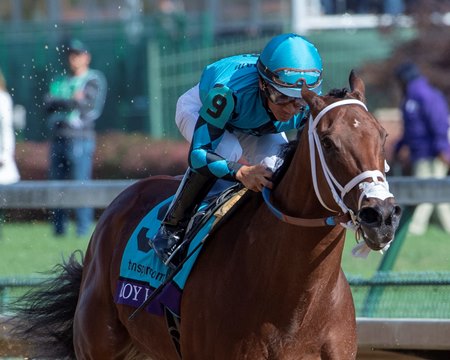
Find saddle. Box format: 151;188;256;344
116;181;248;317
159;180;247;268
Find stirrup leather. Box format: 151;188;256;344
150;168;216;268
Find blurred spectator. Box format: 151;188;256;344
321;0;336;14
44;39;107;237
383;0;405;15
0;68;20;185
158;0;182;13
394;61;450;235
348;0;405;15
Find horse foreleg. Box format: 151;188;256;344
320;272;357;360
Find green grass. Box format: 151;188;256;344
1;219;450;318
0;221;92;277
342;223;450;278
0;220;449;278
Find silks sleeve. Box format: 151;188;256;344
189;85;242;180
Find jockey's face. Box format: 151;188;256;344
260;79;306;122
267;100;305;122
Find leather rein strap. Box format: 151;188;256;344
262;187;351;227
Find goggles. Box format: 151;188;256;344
262;81;305;106
257;60;323;90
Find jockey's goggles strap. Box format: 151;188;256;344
257;59;322;89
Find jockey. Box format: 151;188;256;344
150;33;323;268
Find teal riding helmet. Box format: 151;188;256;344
257;33;323;98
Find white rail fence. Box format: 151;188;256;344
1;176;450;208
0;179;135;209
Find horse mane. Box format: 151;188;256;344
326;87;350;99
272;87;350;184
273;140;298;184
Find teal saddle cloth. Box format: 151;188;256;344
114;181;242;317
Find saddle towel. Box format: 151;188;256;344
114;185;247;317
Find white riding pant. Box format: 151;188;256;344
175;84;288;171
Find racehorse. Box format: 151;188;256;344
7;71;401;359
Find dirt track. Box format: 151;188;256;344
0;316;443;360
0;344;436;360
358;349;443;359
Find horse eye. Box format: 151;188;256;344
321;136;334;150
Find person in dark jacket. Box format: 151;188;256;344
44;39;107;237
394;61;450;235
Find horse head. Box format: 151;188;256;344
301;70;402;251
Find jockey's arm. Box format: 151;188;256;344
188;116;241;181
189;84;273;191
189;116;273;192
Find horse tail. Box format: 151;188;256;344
6;250;84;359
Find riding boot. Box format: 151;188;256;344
150;168;216;268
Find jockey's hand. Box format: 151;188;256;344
236;164;273;192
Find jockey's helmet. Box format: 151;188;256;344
257;33;323;98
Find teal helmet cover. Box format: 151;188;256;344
257;33;323;97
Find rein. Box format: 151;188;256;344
263;99;393;229
262;187;351;227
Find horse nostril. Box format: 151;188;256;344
393;205;402;217
358;207;381;227
389;205;402;227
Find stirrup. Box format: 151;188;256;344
150;225;184;268
162;244;182;269
159;239;185;270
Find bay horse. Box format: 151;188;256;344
7;71;401;359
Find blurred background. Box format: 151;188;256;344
1;0;448;146
0;2;448;229
1;3;450;358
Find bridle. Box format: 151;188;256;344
262;99;393;230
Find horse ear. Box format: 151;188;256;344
302;85;326;112
349;70;366;103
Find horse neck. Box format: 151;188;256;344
274;131;329;218
269;129;347;267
